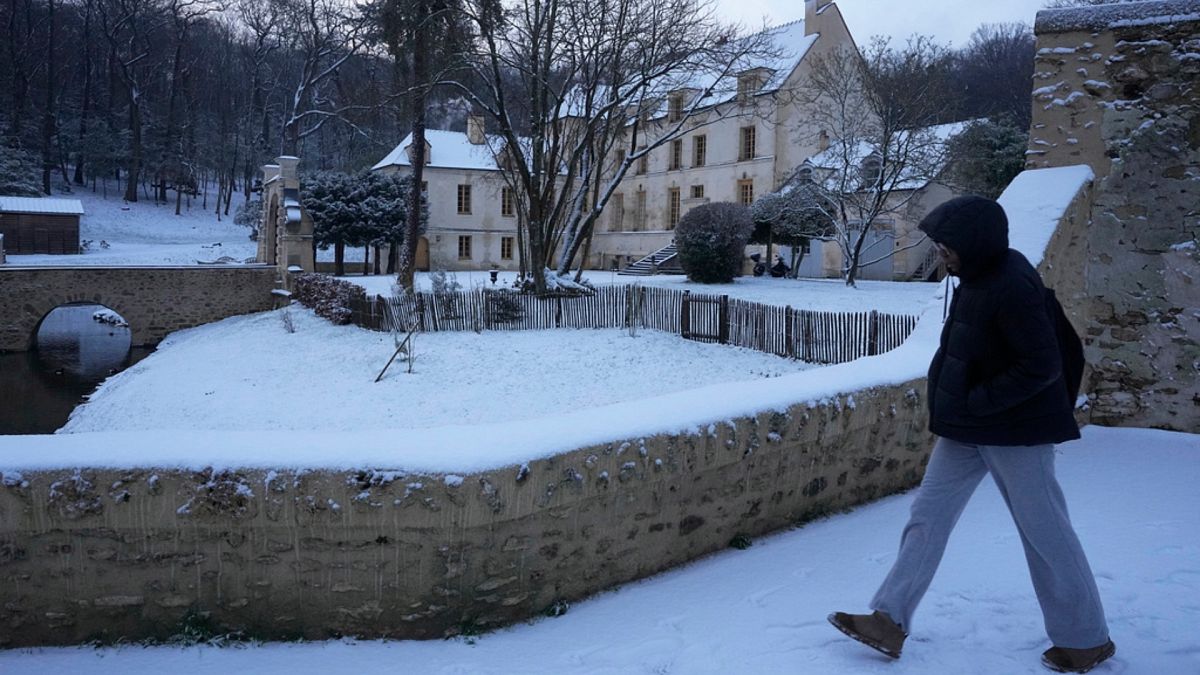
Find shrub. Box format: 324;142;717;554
674;202;754;283
292;273;365;325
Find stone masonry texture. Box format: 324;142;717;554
0;383;932;647
0;266;278;352
1032;5;1200;431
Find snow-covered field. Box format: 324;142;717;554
60;307;816;433
3;186;258;266
343;272;941;315
2;425;1195;674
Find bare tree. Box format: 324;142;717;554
452;0;776;293
97;0;165;202
954;23;1035;129
793;38;956;286
277;0;368;155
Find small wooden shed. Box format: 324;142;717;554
0;196;84;254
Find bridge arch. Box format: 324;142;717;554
0;266;278;352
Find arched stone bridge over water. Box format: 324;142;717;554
0;265;278;352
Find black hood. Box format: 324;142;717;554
918;196;1009;280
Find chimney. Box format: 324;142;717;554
467;114;486;145
805;0;834;33
818;129;830;153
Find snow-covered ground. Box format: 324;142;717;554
2;185;257;266
343;272;941;314
60;307;815;433
2;425;1195;674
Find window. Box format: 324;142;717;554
637;146;648;175
616;149;627;170
693;135;707;167
690;184;705;199
739;126;757;161
669;140;682;170
501;187;515;217
457;184;472;214
668;188;681;229
635;190;647;230
668;93;683;122
737;179;754;206
611;193;624;232
457;235;472;260
501;236;514;260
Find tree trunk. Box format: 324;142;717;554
397;15;430;292
74;0;92;186
40;0;56;195
335;240;345;276
124;93;142;202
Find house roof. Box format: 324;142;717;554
0;196;85;215
557;18;820;122
371;129;511;172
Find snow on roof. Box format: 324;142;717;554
683;20;819;110
371;129;511;172
1035;0;1200;33
998;165;1094;268
0;196;84;215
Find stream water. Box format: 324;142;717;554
0;304;152;434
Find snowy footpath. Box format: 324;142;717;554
2;425;1195;675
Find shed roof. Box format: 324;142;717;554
0;196;85;216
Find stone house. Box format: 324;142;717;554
789;120;969;281
584;0;860;271
372;121;523;272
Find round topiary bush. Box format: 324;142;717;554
674;202;754;283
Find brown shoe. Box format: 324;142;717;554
1041;640;1116;673
827;610;907;659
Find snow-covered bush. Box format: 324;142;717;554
235;198;262;241
292;273;365;325
674;202;754;283
0;146;42;196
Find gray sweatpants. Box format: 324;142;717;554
870;437;1110;648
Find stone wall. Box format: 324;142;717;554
0;382;933;647
1032;2;1200;431
0;266;278;351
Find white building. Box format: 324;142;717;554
587;0;860;271
372;121;523;272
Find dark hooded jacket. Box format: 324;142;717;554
919;196;1080;446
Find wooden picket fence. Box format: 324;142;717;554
346;285;919;365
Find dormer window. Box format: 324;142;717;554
860;153;882;188
737;68;773;105
796;162;815;183
668;93;683;122
405;140;432;166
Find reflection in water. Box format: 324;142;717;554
0;304;151;434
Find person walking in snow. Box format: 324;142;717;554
828;196;1115;673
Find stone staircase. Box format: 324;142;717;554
618;243;683;276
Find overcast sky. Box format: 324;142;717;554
713;0;1049;48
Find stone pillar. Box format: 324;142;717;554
274;156;315;275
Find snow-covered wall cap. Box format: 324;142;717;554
0;196;84;215
1035;0;1200;34
0;304;945;473
997;165;1093;268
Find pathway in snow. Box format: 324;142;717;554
3;426;1195;674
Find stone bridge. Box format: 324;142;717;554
0;265;279;352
